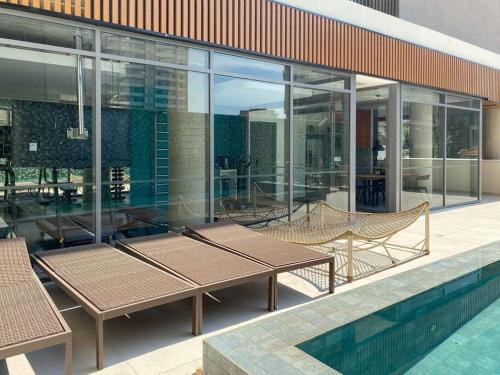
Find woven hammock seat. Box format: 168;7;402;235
258;201;430;282
259;201;429;243
216;183;303;226
178;183;302;226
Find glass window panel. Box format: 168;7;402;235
446;94;481;109
446;108;480;205
101;60;209;236
214;53;290;81
0;46;95;252
356;87;390;103
101;32;208;68
401;102;445;209
293;66;350;90
214;76;290;223
293;87;350;211
402;86;445;105
0;13;94;51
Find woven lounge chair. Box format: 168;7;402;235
258;201;430;282
32;244;200;369
116;232;277;329
186;222;335;307
0;238;72;375
36;216;94;247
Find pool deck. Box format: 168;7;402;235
203;239;500;375
3;196;500;375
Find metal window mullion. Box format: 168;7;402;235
288;66;294;221
0;37;98;57
209;51;215;222
443;104;447;207
100;53;211;74
349;75;357;212
94;28;102;242
478;100;483;201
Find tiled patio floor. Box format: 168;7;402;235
3;196;500;375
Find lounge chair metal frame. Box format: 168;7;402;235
32;244;200;370
115;232;278;314
259;201;430;282
185;223;335;302
0;238;72;375
0;282;73;375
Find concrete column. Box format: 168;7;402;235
407;102;434;196
409;103;433;159
167;110;207;224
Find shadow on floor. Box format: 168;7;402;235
18;278;324;375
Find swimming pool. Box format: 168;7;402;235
298;260;500;375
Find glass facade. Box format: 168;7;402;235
0;12;353;253
101;60;210;239
402;86;480;209
0;12;483;255
293;87;350;211
0;44;95;251
214;76;290;219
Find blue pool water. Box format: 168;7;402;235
297;261;500;375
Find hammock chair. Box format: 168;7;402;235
176;183;301;227
258;201;430;282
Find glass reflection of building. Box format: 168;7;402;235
0;11;482;256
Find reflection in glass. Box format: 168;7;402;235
101;32;208;68
0;13;95;50
446;108;480;205
0;47;95;252
293;67;350;90
101;60;209;237
293;88;350;211
214;76;290;224
214;53;290;81
402;86;445;105
446;94;481;109
356;105;388;211
402;102;445;209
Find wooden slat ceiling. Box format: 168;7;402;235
1;0;499;102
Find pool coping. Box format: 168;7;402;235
203;241;500;375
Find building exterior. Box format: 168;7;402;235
0;0;498;253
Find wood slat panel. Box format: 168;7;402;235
153;0;159;31
110;0;117;23
160;0;166;32
2;0;500;102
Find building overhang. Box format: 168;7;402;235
1;0;499;102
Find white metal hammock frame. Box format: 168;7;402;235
258;201;430;282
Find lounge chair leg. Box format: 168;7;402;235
424;202;430;255
328;259;335;294
347;231;354;283
64;339;72;375
96;318;104;369
274;277;278;310
268;275;277;311
192;294;203;335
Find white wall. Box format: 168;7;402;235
482;160;500;196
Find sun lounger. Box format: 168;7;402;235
0;238;72;375
186;222;335;307
36;216;94;247
116;232;276;326
32;244;199;369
